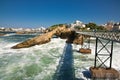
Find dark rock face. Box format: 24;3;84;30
73;34;83;45
11;26;84;49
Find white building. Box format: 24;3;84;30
70;20;85;29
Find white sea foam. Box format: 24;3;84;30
4;33;16;36
0;36;120;80
0;38;66;79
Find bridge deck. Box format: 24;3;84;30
76;31;120;43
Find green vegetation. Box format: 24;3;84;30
86;23;97;30
47;24;67;31
86;23;106;31
74;26;87;31
46;22;107;32
74;22;107;31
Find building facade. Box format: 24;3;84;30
70;20;85;29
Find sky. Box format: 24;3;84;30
0;0;120;28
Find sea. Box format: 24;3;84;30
0;32;120;80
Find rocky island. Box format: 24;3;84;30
11;25;84;49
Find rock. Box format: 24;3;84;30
73;34;84;45
79;48;91;54
12;31;56;49
0;34;5;36
90;67;120;79
16;31;35;34
16;31;25;34
11;25;84;49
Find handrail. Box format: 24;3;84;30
76;31;120;43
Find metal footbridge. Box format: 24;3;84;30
76;31;120;43
76;31;120;69
76;31;120;79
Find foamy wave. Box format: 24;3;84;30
4;33;16;36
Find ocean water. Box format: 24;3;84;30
0;33;120;80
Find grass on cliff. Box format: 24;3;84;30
47;24;68;31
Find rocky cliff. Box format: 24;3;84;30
11;25;84;49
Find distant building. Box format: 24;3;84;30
104;21;114;31
104;21;120;31
0;27;5;31
0;26;46;32
112;22;120;31
70;20;85;29
34;27;46;32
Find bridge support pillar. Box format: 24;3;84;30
94;37;113;68
79;36;91;54
90;37;120;79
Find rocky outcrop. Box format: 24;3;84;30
79;48;91;54
11;25;84;49
0;34;5;36
90;67;119;79
73;34;84;45
16;31;35;34
12;30;56;49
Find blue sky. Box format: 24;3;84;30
0;0;120;28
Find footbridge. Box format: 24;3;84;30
76;31;120;79
76;31;120;43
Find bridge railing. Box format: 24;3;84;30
76;31;120;43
